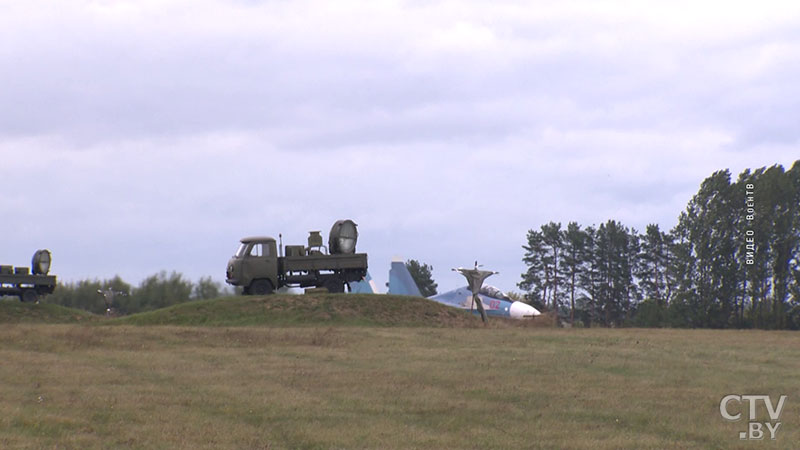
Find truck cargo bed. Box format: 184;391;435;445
281;253;368;272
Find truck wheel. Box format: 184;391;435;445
21;290;39;303
250;280;274;296
324;278;344;293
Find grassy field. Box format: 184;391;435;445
1;324;798;448
0;297;798;448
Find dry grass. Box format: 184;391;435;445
0;326;798;449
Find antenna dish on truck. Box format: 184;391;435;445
32;249;52;275
329;219;358;254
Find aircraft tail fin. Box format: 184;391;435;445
349;271;378;294
387;257;422;296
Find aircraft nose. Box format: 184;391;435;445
509;301;539;319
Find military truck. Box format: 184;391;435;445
226;219;368;294
0;250;57;302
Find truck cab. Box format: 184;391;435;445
226;237;278;295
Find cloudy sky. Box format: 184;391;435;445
1;0;798;293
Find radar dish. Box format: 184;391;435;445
32;249;51;275
329;219;359;254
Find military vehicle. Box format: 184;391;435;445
0;249;57;302
226;219;368;294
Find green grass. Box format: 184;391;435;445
112;294;484;327
0;325;798;449
1;296;797;448
0;298;97;324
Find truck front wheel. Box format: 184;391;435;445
249;279;274;296
324;278;345;293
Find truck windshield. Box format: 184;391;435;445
235;243;248;258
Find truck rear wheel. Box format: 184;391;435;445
21;289;39;303
250;279;274;296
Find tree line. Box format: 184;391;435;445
519;162;800;329
39;271;231;315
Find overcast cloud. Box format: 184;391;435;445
1;0;798;292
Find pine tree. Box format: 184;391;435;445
541;222;564;311
405;259;438;297
562;222;587;325
520;229;548;309
666;222;697;328
578;225;600;326
638;224;670;307
594;220;633;326
626;229;642;319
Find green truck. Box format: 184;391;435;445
0;250;57;302
225;219;368;294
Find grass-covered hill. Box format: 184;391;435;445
113;293;483;327
0;298;97;324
